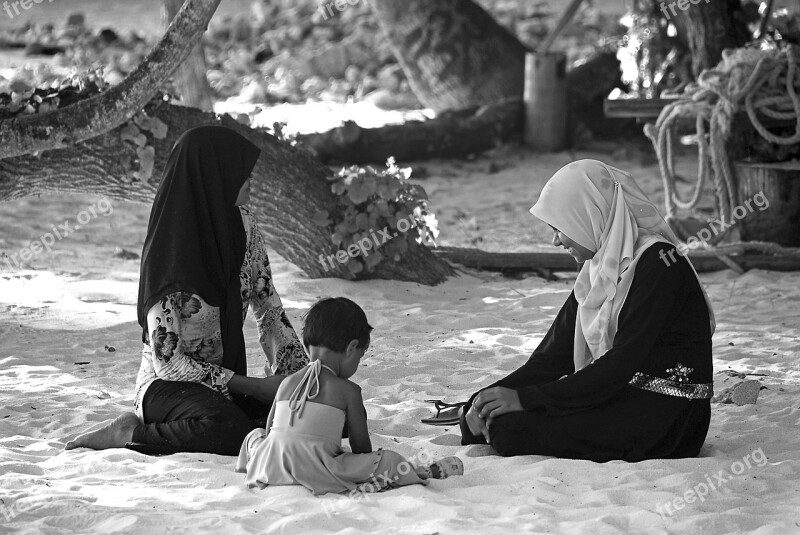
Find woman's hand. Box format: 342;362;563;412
474;387;523;422
465;404;491;443
228;375;286;404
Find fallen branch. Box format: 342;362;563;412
296;51;625;164
0;101;454;285
434;246;800;273
297;99;523;164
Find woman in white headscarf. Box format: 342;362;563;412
460;160;716;461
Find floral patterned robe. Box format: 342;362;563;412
134;207;308;419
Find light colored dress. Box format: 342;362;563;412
236;360;426;495
133;206;308;420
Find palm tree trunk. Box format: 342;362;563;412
369;0;529;113
162;0;216;110
673;0;749;76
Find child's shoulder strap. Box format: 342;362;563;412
286;360;322;426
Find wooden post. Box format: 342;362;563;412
734;161;800;246
523;52;568;152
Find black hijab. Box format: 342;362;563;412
137;125;261;376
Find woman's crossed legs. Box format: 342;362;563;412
66;380;271;455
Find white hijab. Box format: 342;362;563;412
530;160;716;372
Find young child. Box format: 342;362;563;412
235;297;463;495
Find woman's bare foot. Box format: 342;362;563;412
64;412;139;451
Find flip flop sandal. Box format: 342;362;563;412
427;456;464;479
124;442;180;456
421;399;466;426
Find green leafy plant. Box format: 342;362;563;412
119;110;169;184
312;158;439;275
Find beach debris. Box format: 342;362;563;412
713;379;763;405
0;0;617;111
112;247;139;260
66;13;85;29
104;345;116;352
377;64;405;92
24;42;66;56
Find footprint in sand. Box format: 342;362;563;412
92;514;139;532
464;444;495;457
430;434;462;446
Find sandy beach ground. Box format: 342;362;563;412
2;1;800;531
1;139;799;534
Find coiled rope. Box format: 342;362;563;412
644;45;800;258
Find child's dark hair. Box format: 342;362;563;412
302;297;373;352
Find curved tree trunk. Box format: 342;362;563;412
162;0;216;110
673;0;749;77
369;0;529;112
0;102;453;285
0;0;221;160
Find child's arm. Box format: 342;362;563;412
345;384;372;454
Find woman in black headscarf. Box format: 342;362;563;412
66;126;308;454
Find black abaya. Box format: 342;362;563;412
460;242;713;461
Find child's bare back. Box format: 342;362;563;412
274;367;371;453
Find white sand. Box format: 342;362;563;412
1;148;799;534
